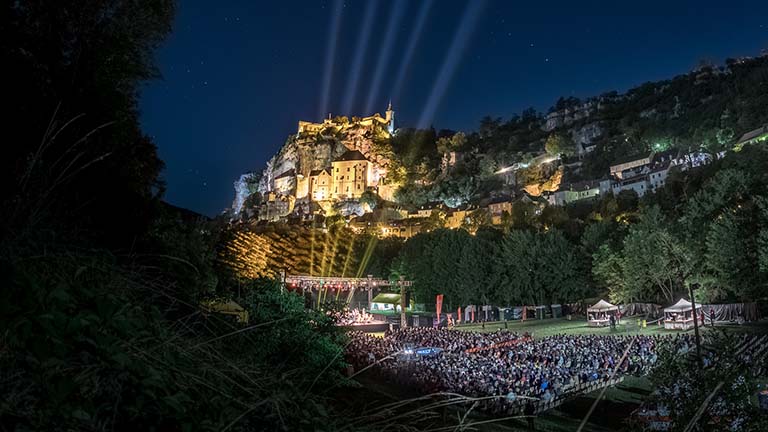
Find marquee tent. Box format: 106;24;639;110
587;300;618;327
664;298;703;330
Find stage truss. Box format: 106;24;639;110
285;275;410;292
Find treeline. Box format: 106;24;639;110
382;145;768;308
395;227;591;310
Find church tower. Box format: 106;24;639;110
385;101;395;135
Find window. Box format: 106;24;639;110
346;186;349;192
346;167;350;172
336;168;339;172
335;187;338;193
357;184;361;190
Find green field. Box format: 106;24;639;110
455;316;673;338
452;316;768;338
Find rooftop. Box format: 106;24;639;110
309;168;331;176
274;169;295;180
610;152;651;168
736;125;768;145
334;149;369;162
557;179;602;192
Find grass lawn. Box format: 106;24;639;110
452;316;768;338
453;316;672;338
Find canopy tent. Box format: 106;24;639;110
588;300;618;312
664;298;703;330
587;299;618;327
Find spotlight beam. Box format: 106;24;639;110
342;0;378;115
318;0;344;120
391;0;433;102
417;0;486;129
364;0;406;114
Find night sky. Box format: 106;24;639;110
140;0;768;216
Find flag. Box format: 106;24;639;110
436;294;444;324
458;307;462;323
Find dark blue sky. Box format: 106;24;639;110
140;0;768;216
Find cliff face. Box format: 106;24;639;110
257;135;347;194
256;123;392;196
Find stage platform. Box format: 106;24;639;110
340;322;390;333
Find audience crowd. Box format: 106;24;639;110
346;327;684;414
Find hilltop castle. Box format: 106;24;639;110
235;105;398;220
297;102;395;136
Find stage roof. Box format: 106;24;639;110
372;293;401;305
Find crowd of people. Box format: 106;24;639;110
329;307;376;326
346;327;682;414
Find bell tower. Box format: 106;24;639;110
385;100;395;134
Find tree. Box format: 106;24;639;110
436;132;467;154
4;1;175;246
544;133;576;157
643;332;763;432
620;207;693;303
704;210;757;301
358;189;380;210
461;208;491;234
422;209;446;231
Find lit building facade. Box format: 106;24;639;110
331;150;372;200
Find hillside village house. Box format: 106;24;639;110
545;150;677;206
734;125;768;149
331;150;372;200
486;195;514;224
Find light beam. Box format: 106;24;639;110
342;0;378;115
364;0;406;114
318;0;344;120
417;0;486;129
391;0;433;102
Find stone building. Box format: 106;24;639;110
297;102;395;136
308;168;333;201
331;150;372;200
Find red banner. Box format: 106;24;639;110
436;294;444;324
457;307;462;323
471;305;475;322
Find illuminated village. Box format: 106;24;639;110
231;105;766;239
5;1;768;431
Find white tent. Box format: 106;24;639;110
664;298;703;330
587;299;618;327
588;300;618;312
664;298;699;312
